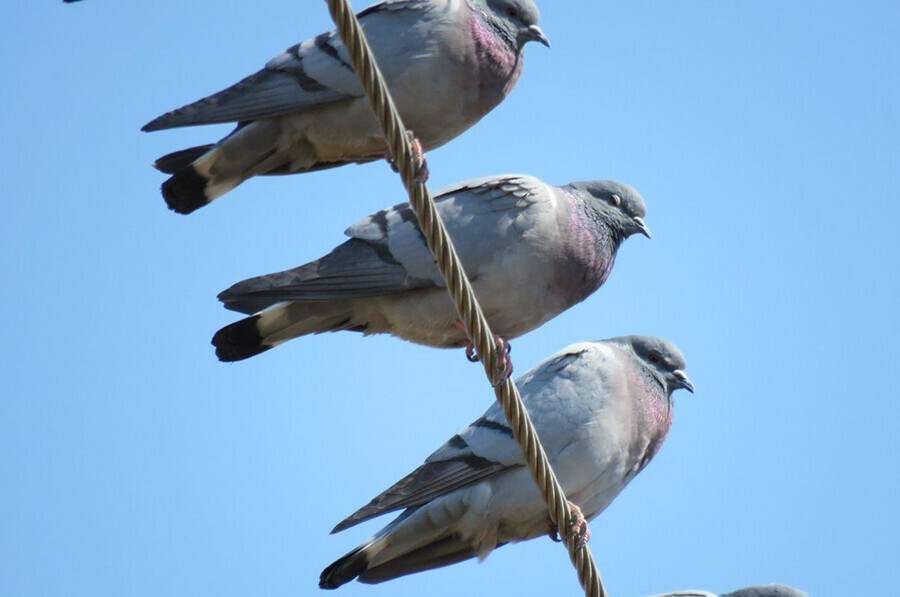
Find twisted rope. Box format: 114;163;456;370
324;1;607;595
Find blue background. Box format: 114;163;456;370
2;1;897;596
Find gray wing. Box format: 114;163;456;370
218;174;549;314
142;1;432;131
348;174;553;282
217;238;438;315
331;431;518;533
332;342;597;533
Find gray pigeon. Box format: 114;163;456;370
646;586;809;597
143;0;550;214
212;175;651;362
318;336;694;588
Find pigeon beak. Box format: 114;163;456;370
527;25;551;48
633;216;652;239
673;370;695;394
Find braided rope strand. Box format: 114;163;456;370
324;1;607;595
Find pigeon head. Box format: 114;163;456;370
482;0;550;50
614;335;694;395
568;180;652;240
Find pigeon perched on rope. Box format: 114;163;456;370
212;175;650;368
320;336;694;588
142;0;549;215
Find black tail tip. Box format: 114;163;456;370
161;167;210;215
319;549;368;590
212;316;271;362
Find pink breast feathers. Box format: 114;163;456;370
468;4;524;99
633;370;674;471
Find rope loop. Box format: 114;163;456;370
323;2;608;595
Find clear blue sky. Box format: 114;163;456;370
2;1;897;596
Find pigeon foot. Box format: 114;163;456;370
547;502;591;549
385;131;429;183
463;335;513;385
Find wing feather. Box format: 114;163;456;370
332;454;514;533
219;174;551;314
218;239;436;314
142;1;432;131
331;344;598;534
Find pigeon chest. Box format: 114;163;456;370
552;201;617;304
631;375;673;474
556;245;616;302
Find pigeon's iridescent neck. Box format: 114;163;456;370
561;190;618;297
467;2;523;98
633;369;674;471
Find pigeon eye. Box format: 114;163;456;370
609;194;622;207
506;7;518;17
648;351;661;364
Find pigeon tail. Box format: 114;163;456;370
212;315;271;362
161;165;219;215
212;301;360;362
319;545;370;590
156;119;287;214
357;534;477;585
320;533;477;589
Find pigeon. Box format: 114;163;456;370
212;175;651;363
722;587;810;597
646;586;810;597
142;0;550;214
318;336;694;588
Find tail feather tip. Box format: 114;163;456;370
212;316;270;362
161;167;211;215
319;549;368;590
